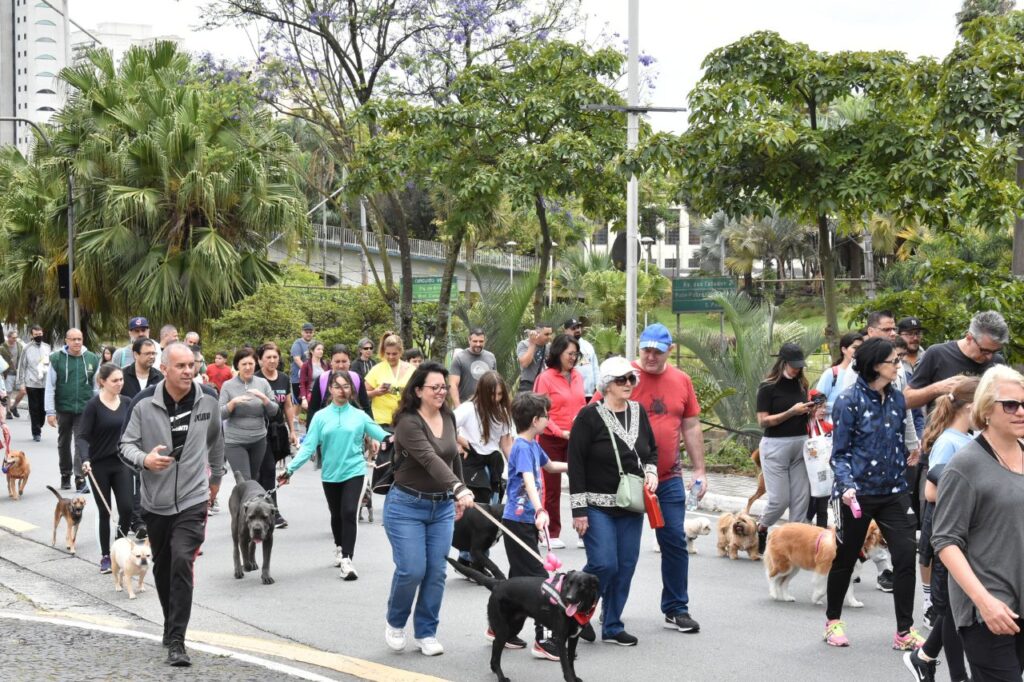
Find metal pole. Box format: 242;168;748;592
624;0;640;361
675;313;681;368
862;228;876;300
677;208;683;278
359;197;368;286
548;241;557;306
340;167;347;286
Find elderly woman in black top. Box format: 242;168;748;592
569;356;658;647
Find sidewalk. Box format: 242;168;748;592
695;470;766;516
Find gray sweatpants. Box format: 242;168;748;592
758;435;810;528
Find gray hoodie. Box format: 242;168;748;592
120;380;225;515
16;339;51;389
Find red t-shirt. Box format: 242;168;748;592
629;362;700;481
206;364;233;392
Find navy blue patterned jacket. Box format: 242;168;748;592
830;375;909;497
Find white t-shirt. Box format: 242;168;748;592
454;400;512;455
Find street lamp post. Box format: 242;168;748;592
505;241;517;285
0;117;76;328
548;241;558;306
640;236;655;329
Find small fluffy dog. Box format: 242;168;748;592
4;449;30;500
110;536;152;599
46;485;86;554
684;517;712;554
717;512;760;560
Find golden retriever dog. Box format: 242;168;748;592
744;448;765;515
684;517;712;554
4;449;30;500
717;512;760;560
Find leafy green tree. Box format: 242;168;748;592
580;265;669;331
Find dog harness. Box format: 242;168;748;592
541;573;596;628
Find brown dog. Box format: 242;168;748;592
717;511;760;560
744;448;766;514
4;449;30;500
46;485;86;554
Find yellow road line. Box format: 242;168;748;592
40;610;449;682
0;515;37;532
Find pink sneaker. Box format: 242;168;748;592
824;619;849;647
892;628;925;651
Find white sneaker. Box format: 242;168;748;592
333;546;343;567
385;625;406;651
415;637;444;656
339;557;358;581
576;537;585;549
549;537;566;550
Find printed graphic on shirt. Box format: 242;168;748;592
648;396;667;416
470;359;490;380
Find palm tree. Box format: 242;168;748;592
555;245;612;301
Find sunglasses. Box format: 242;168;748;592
611;374;638;386
994;399;1024;415
361;346;373;351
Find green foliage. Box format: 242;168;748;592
705;438;756;475
580;265;670;330
588;324;625;360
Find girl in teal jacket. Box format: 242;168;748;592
279;370;386;580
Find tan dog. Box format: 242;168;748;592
744;448;766;514
717;512;760;560
4;449;30;500
110;536;152;599
45;485;86;554
684;517;712;554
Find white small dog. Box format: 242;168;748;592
111;537;152;599
684;517;712;554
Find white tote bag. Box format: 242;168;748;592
803;420;834;497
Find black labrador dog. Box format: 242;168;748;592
457;565;599;682
448;502;506;581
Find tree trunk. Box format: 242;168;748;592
532;193;551;324
818;213;838;346
1014;149;1024;277
432;228;464;361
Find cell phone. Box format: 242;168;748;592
812;394;826;405
381;382;392;390
170;444;184;461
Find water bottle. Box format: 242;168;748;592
686;480;702;511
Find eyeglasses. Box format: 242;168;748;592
994;399;1024;415
330;383;351;391
565;353;579;359
877;327;897;334
882;357;901;366
611;374;639;386
424;384;449;393
971;337;1002;357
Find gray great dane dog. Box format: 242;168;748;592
229;471;276;585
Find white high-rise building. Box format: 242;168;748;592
0;0;69;152
71;22;183;65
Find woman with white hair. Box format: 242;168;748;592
932;365;1024;682
569;356;658;646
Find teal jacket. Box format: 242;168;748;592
288;402;387;483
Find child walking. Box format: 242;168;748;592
493;392;568;661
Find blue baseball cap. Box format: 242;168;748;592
129;316;149;330
639;323;672;353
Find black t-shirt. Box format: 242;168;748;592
756;376;808;438
79;395;130;463
909;340;1003;392
163;384;196;459
257;370;291;424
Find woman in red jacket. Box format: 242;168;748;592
298;341;329;411
532;333;586;549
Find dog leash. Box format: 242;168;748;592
473;505;548;567
85;469;113;517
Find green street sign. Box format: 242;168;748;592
406;276;458;302
671;276;734;313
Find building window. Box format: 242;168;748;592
664;258;678;269
688;256;701;269
36;55;57;61
665;229;679;245
36;19;57;26
689;229;701;246
593;225;608;245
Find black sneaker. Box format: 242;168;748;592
32;434;40;442
133;525;148;541
484;627;526;649
922;606;936;629
274;514;288;529
60;476;71;490
166;642;191;667
530;639;560;660
10;407;19;418
579;622;596;642
903;648;937;681
664;613;700;633
76;477;89;494
757;527;768;555
602;631;638;646
877;569;894;593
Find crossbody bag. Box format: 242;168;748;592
596;401;645;514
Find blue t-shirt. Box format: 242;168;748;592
503;436;549;524
928;428;972;469
289;338;309;383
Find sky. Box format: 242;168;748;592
70;0;990;132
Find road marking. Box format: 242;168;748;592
0;515;37;533
39;609;449;682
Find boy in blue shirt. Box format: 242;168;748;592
499;392;568;660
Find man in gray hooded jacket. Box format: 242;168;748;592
120;343;224;667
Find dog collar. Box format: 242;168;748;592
540;574;596;626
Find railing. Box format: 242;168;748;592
312;224;540;272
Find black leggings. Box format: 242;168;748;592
826;493;917;632
88;456;133;555
257;440;279;511
921;559;968;681
960;619;1024;682
806;496;828;528
323;477;364;558
225;439;267;481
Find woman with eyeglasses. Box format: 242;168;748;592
278;370;387;581
932;365;1024;681
365;332;413;429
823;338;923;650
383;362;474;657
454;370;513;504
569;356;658;646
531;334;586;549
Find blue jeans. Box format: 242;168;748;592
383;488;455;638
654;476;690;616
582;507;643;638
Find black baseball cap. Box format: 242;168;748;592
776;342;806;368
563;318;582;329
897;317;925;333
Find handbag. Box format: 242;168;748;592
370;433;400;494
266;418;291;462
598;402;646;514
803;418;834;497
462;445;493;491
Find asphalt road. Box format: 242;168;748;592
0;412;933;681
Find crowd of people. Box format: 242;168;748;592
0;308;1021;680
